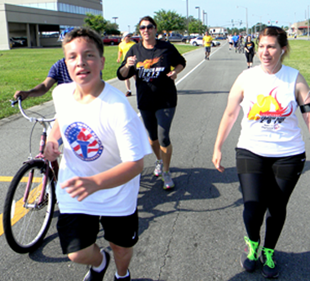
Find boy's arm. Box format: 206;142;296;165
44;119;62;162
61;158;144;201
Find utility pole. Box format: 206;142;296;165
186;0;189;35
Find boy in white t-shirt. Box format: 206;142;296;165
44;27;151;281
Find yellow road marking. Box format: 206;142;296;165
0;176;41;183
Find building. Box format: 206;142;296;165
209;26;227;36
290;20;310;36
0;0;102;50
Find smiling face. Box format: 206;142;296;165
258;35;285;73
64;37;105;87
139;20;157;42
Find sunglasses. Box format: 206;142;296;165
139;24;155;30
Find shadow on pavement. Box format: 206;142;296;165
227;250;310;280
138;166;242;237
177;90;229;95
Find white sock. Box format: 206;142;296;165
92;251;106;272
115;270;130;279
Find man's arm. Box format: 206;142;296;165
14;77;57;100
117;50;123;63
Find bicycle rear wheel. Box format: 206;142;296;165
3;160;56;253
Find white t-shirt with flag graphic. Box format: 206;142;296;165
52;82;151;216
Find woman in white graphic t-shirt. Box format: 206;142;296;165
212;26;310;279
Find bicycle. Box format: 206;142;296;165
238;42;245;54
3;97;59;254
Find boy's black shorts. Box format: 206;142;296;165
57;209;139;254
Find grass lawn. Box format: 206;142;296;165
0;44;199;119
0;40;309;119
284;40;310;83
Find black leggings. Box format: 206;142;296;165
236;148;305;249
245;52;254;63
140;107;175;147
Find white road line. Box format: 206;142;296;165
176;43;225;86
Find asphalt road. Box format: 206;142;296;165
1;42;310;281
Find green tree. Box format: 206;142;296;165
154;9;186;35
84;13;107;35
104;22;121;35
188;16;206;34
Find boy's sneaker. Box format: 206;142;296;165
260;247;279;279
162;171;175;190
83;249;110;281
153;160;163;177
114;270;131;281
240;236;259;273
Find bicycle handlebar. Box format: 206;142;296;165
10;97;55;123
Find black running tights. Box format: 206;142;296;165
236;148;305;249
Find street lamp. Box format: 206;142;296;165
195;6;200;21
128;25;130;32
186;0;189;34
112;17;118;24
203;10;208;27
237;6;248;34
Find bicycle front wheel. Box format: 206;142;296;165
3;160;56;253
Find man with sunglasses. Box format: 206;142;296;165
117;16;186;190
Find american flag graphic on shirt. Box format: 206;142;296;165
64;122;103;161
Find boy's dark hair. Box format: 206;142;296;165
62;27;104;57
139;16;157;29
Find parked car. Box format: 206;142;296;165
189;37;221;47
212;40;221;47
167;34;183;42
214;36;227;40
10;37;27;47
131;35;141;43
102;36;121;45
181;35;195;42
189;36;203;46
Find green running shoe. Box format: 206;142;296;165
260;247;279;279
240;236;260;272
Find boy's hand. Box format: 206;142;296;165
44;141;61;162
61;176;99;201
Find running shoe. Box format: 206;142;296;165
260;247;279;279
240;236;260;273
162;171;175;189
126;91;132;97
83;249;110;281
114;270;131;281
154;159;163;177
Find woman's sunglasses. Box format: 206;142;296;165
139;24;155;31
